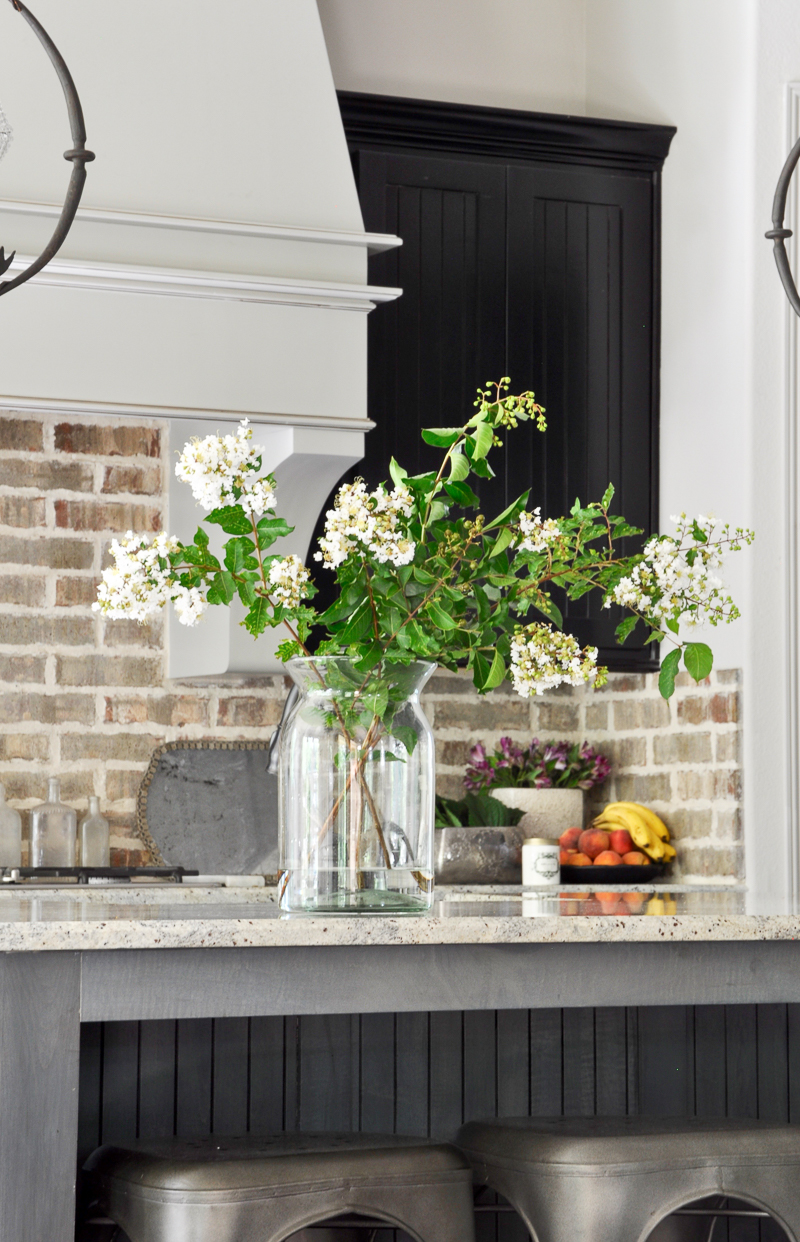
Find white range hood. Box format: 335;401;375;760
0;0;400;675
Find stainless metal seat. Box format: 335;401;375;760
83;1132;476;1242
456;1116;800;1242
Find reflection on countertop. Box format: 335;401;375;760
0;882;795;951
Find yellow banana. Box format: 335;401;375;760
592;804;666;862
611;801;671;843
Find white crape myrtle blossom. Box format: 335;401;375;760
268;555;312;608
175;419;276;519
315;480;416;569
93;533;209;627
604;512;748;631
509;622;605;697
517;507;561;553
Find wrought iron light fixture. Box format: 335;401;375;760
767;134;800;316
0;0;94;297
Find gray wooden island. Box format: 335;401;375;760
4;883;800;1242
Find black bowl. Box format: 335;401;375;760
560;863;666;884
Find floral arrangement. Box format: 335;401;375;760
464;737;611;793
94;379;752;709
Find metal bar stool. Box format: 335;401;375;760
456;1117;800;1242
82;1133;477;1242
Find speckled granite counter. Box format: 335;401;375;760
0;882;793;951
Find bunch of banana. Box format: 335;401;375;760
592;801;677;863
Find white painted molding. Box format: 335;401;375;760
0;394;375;433
5;254;402;313
785;82;800;904
0;197;402;254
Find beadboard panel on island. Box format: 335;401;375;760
0;408;743;880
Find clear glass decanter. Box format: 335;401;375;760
79;796;110;867
30;777;77;867
0;782;22;866
278;657;435;915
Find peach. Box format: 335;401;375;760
567;852;592;867
595;891;618;904
594;850;623;866
622;892;645;911
578;829;609;860
559;826;583;851
622;851;648;866
608;828;633;856
559;848;577;865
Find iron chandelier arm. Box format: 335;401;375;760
0;0;95;297
766;133;800;318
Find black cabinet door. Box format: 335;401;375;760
506;163;656;663
356;151;507;487
329;94;674;669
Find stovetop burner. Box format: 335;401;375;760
0;866;198;885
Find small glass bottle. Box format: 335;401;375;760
0;782;22;866
79;796;110;867
30;777;77;867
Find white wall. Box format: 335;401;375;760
316;0;586;115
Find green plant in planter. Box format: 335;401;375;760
435;792;525;830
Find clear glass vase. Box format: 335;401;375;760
278;657;436;914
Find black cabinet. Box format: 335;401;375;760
333;93;675;669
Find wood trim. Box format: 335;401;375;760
0;394;375;432
0;196;402;254
337;91;677;171
6;253;402;313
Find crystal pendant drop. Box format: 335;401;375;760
0;103;12;163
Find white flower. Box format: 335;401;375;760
509;623;603;697
268;555;311;608
315;480;416;569
517;507;561;553
602;512;743;632
93;532;208;627
175;419;276;518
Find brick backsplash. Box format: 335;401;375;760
0;409;743;880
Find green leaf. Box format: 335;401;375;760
256;516;294;550
602;483;615;508
428;501;448;522
206;505;252;535
243;596;270;637
658;647;681;699
489;527;515;559
471;421;494;460
420;427;462;448
206;571;236;606
338;599;373;644
482;648;506;690
392;725;418;756
448;450;470;482
665;616;680;635
224;537;256;574
644;630;665;644
194;526;209;548
389;456;408;488
483;490;529;532
684;641;713;683
532;595;564;629
615;615;638;644
444;480;480;507
691;520;708;544
426;600;456;631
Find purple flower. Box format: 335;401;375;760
463;735;611;793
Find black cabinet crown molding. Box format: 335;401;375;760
337;91;676;172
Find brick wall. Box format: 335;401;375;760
0;409;743;880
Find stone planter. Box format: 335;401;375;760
492;787;584;841
434;825;524;884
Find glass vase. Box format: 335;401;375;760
278;657;435;914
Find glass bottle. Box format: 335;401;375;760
0;782;22;866
30;778;77;867
79;796;110;867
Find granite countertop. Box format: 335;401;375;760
0;882;797;951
